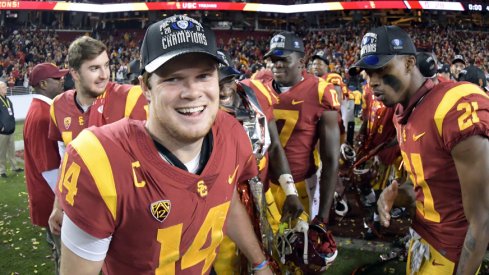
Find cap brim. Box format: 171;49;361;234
219;67;241;81
348;55;395;76
144;47;224;73
54;69;69;77
451;59;465;65
312;55;328;64
263;49;295;58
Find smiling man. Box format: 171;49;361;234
47;36;148;240
349;25;489;275
56;15;272;275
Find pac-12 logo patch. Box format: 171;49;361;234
150;200;171;222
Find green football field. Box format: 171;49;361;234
1;122;487;275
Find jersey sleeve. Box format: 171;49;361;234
434;84;489;151
318;79;340;111
56;130;117;239
48;101;62;142
30;114;60;173
125;85;148;121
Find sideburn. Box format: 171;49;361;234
382;74;403;92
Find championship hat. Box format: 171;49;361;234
264;32;305;58
311;50;329;64
348;26;416;76
141;15;223;73
217;49;241;81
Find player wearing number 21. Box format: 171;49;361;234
56;15;272;275
350;25;489;275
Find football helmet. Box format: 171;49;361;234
339;143;356;176
333;191;349;217
275;219;338;273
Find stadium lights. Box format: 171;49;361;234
0;1;468;13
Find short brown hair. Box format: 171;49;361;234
68;36;107;70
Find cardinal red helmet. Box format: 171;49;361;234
276;220;338;273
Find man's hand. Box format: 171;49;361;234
377;180;399;227
49;203;64;235
281;195;304;222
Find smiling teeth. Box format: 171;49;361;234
178;106;204;114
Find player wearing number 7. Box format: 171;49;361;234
349;25;489;275
57;15;272;275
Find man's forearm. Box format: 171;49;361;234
456;223;489;275
318;167;337;221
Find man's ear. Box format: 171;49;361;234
70;68;79;82
38;79;48;90
139;75;151;103
406;55;417;72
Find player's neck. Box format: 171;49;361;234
145;121;205;164
75;89;97;107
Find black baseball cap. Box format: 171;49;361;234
217;49;240;81
311;50;329;64
348;26;416;76
416;52;437;78
458;65;487;91
264;32;305;58
437;63;450;74
452;55;465;65
141;15;223;73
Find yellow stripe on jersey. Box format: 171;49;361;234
318;78;328;105
50;101;58;127
125;85;144;118
434;84;489;136
250;80;278;105
71;130;118;221
61;132;73;146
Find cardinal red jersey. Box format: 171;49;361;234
240;78;279;121
23;96;60;227
362;92;399;164
262;74;340;181
49;82;148;145
57;112;257;275
239;79;280;185
394;80;489;263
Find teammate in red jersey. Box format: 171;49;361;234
57;15;272;275
48;36;148;236
48;36;147;148
24;63;68;274
214;49;302;274
252;32;340;271
350;25;489;275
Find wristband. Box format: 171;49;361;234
252;259;269;271
278;174;298;196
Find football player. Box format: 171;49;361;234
57;15;272;275
350;25;489;275
254;32;340;270
48;36;148;237
24;63;69;275
214;49;303;274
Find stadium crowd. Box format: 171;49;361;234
0;22;487;90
